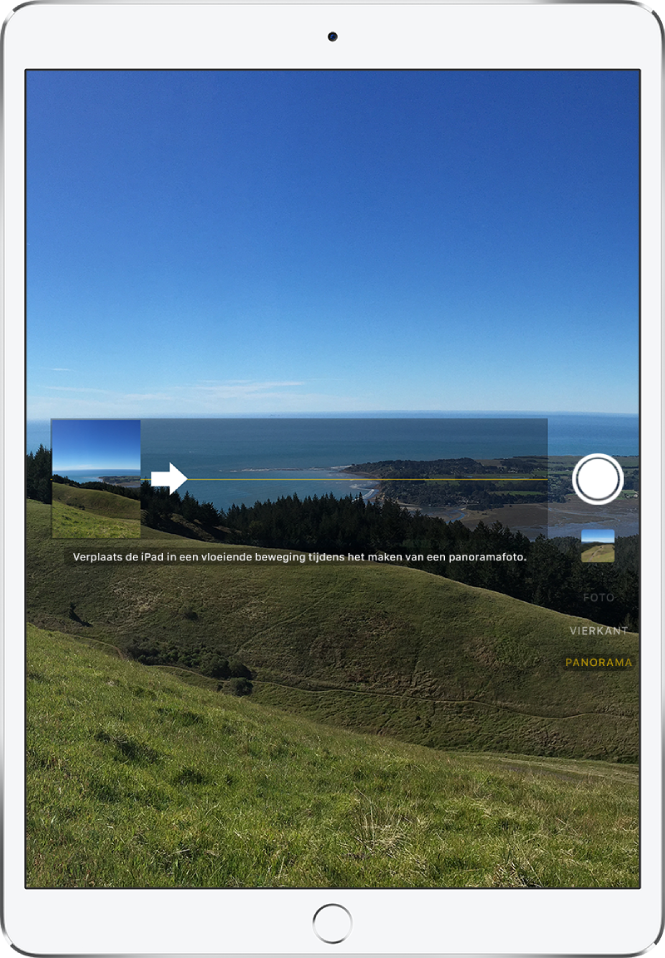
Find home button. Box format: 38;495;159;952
313;904;352;944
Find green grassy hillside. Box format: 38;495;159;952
52;501;141;538
52;481;140;518
51;483;140;538
27;500;638;760
27;624;638;889
581;544;615;563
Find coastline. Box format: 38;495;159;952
386;495;638;540
97;475;142;489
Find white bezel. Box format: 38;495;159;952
2;3;662;955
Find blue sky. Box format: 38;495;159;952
51;419;141;471
27;70;639;418
581;528;615;544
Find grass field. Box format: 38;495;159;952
26;499;638;761
52;500;141;538
52;482;140;518
581;544;615;563
26;624;638;889
51;483;140;539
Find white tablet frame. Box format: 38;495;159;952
2;2;663;954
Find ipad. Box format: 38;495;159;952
2;2;663;955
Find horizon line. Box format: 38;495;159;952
28;410;639;422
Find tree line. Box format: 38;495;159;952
141;481;638;631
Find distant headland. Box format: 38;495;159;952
97;475;142;488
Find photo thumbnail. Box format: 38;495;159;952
51;419;141;539
581;528;615;563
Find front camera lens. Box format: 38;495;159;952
327;32;338;41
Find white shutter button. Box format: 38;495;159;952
313;904;353;944
572;454;624;505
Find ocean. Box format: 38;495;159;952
28;413;639;516
50;468;142;485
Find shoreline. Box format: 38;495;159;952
388;495;638;540
97;475;142;489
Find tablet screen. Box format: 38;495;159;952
25;69;639;890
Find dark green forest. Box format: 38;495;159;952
141;482;638;631
26;445;53;504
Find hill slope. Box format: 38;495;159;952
52;481;140;518
27;500;638;760
27;624;638;889
51;483;140;538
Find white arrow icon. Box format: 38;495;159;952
150;463;188;495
